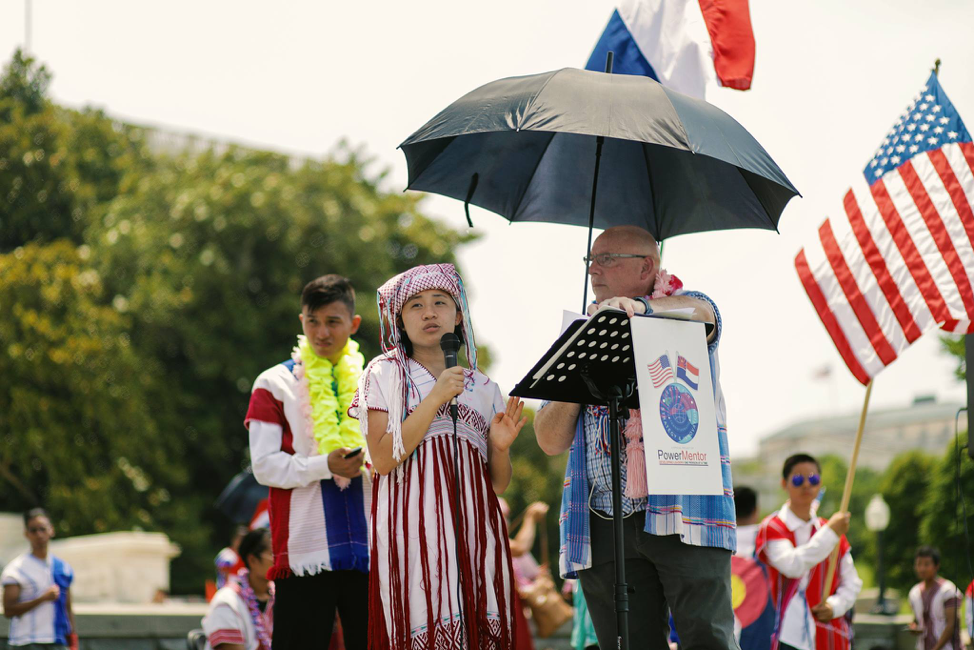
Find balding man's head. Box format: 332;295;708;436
588;226;660;302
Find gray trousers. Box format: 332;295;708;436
578;511;739;650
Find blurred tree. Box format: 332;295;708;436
0;241;200;553
86;144;475;591
878;450;936;593
940;335;966;383
816;454;881;572
919;431;974;591
0;49;149;251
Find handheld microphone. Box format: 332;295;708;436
440;332;461;423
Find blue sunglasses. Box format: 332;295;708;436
791;473;821;487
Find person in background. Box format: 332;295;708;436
502;499;549;650
908;546;962;650
734;486;760;558
965;579;972;649
203;528;275;650
756;453;861;650
1;508;77;650
215;526;248;589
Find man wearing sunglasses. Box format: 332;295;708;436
756;454;861;650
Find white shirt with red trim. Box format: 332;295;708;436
202;586;264;650
246;360;371;578
764;503;862;650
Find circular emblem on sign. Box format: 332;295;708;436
658;383;699;444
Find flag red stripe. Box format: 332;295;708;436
794;249;871;385
818;219;898;365
959;141;974;178
898;161;974;321
843;190;923;343
869;179;950;321
928;149;974;249
696;0;755;90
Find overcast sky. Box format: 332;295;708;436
3;0;971;457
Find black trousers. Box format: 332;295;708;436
272;570;369;650
578;512;739;650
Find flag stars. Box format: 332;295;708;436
925;94;934;101
925;114;936;121
948;131;959;139
920;124;930;132
934;126;944;135
933;105;942;113
907;123;917;131
909;144;920;153
939;117;950;125
919;102;929;111
915;134;925;142
927;137;938;145
891;155;901;164
896;145;906;153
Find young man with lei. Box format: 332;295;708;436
203;528;275;650
246;274;370;649
351;263;527;650
756;453;862;650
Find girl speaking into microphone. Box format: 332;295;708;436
351;263;526;649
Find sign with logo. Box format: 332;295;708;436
631;316;723;496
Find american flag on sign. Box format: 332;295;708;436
649;353;673;388
796;72;974;385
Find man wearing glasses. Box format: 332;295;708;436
535;225;736;649
756;454;860;650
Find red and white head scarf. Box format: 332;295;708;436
357;263;478;480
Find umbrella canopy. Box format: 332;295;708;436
401;67;799;241
214;469;267;524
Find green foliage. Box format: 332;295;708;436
0;48;149;251
503;409;568;579
879;451;936;592
0;241;195;545
816;454;881;572
919;432;974;589
939;335;966;383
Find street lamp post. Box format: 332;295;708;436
865;494;893;615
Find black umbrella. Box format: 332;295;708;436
400;61;800;306
214;468;267;524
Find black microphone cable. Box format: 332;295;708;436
440;332;467;644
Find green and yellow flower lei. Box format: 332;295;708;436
298;336;366;455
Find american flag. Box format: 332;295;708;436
648;353;673;388
796;72;974;385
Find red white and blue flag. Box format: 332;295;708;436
796;72;974;385
585;0;755;99
677;355;699;390
649;353;674;387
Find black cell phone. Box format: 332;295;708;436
343;446;363;459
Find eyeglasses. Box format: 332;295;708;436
583;253;650;268
790;473;821;487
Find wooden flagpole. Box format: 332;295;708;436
821;379;873;600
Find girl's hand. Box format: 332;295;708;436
489;396;527;453
430;366;465;407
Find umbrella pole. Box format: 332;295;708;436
581;135;605;313
581;51;614;314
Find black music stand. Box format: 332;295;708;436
511;306;642;650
